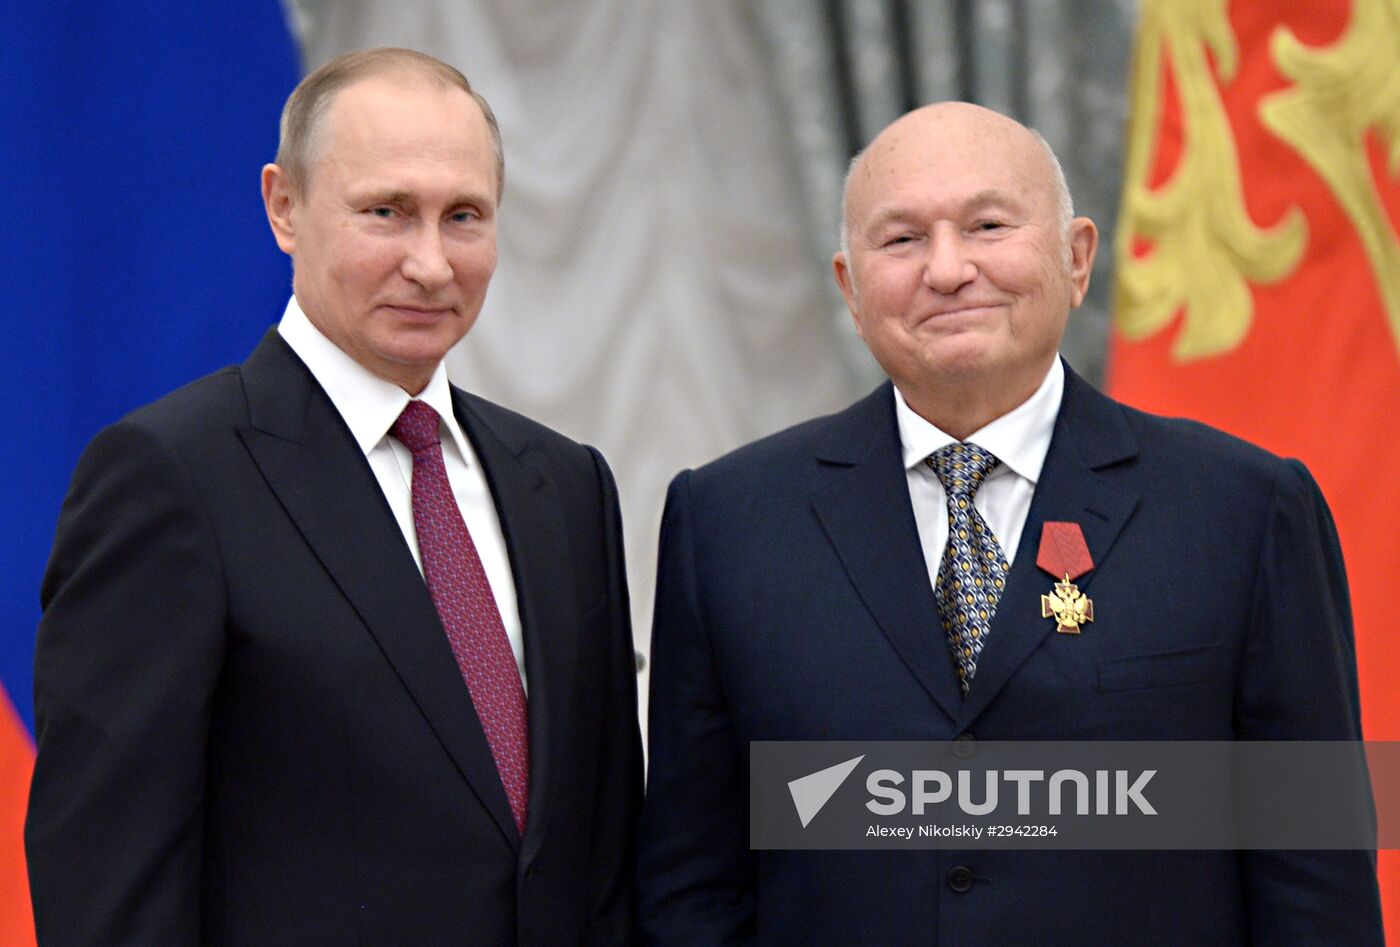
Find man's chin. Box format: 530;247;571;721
916;336;1002;376
376;325;469;363
382;304;459;326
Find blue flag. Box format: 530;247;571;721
0;3;299;937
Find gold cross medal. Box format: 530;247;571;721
1035;522;1095;635
1042;574;1093;634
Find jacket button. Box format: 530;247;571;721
947;866;974;893
952;733;976;759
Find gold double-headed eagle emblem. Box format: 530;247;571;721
1041;574;1094;635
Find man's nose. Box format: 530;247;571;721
401;225;454;288
922;227;977;294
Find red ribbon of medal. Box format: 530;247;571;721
1036;522;1095;634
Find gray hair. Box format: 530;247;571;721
275;47;504;198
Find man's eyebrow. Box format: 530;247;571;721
864;206;917;230
351;189;494;210
352;189;414;206
963;189;1025;213
864;190;1023;227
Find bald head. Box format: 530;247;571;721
840;103;1073;258
830;101;1098;439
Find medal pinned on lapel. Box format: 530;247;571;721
1036;522;1094;634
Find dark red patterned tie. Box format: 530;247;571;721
391;400;529;834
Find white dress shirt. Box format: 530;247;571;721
896;359;1064;594
277;297;527;690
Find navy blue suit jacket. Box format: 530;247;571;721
28;330;642;946
639;366;1382;945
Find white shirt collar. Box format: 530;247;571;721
895;358;1064;485
276;296;472;461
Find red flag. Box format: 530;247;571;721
0;688;35;946
1110;0;1400;934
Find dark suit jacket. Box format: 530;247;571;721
638;366;1382;945
27;329;642;946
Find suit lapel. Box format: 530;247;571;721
235;331;521;851
810;385;966;725
452;390;579;868
957;365;1140;726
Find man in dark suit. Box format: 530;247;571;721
638;102;1382;944
27;48;641;945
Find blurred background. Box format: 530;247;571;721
3;1;1395;939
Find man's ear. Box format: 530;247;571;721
833;252;864;339
261;163;298;256
1066;216;1099;309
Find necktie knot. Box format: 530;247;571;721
391;400;442;453
927;443;1000;497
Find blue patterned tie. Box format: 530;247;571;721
927;443;1010;693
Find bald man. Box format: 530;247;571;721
636;103;1381;945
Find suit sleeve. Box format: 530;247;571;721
26;421;226;946
584;446;645;947
1235;459;1383;943
638;471;756;946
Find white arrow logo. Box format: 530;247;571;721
787;755;865;828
